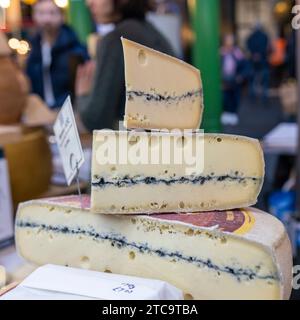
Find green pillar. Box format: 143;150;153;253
67;0;93;44
189;0;222;132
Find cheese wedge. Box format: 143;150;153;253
122;38;203;130
15;196;293;300
0;266;6;289
91;130;264;214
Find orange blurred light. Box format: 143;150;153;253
274;1;289;15
22;0;37;5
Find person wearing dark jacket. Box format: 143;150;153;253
75;0;174;131
246;24;271;100
26;0;89;109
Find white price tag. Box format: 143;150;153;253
53;96;84;186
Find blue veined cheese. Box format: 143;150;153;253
122;38;203;130
15;196;292;300
0;266;6;289
91;130;264;214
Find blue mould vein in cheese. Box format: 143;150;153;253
15;195;292;300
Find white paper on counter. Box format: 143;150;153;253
1;264;183;300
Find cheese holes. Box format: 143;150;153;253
242;180;248;187
150;202;159;209
184;293;194;300
138;49;147;66
221;237;227;244
185;228;194;236
160;203;167;209
80;256;90;269
128;135;140;145
179;201;185;209
104;269;112;273
129;251;136;260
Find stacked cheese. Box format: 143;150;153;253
91;39;265;214
14;39;293;300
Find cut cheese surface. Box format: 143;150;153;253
122;38;203;130
15;195;293;300
91;130;264;214
0;266;6;289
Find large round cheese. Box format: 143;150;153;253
15;195;293;300
1;127;52;207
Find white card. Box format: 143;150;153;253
53;96;84;186
1;265;183;300
0;149;14;244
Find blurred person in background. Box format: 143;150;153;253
246;23;271;102
75;0;174;131
26;0;89;109
221;34;247;126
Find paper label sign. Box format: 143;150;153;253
53;97;84;186
0;265;183;300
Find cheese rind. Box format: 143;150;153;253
15;196;292;300
121;38;203;130
0;266;6;289
91;130;265;214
